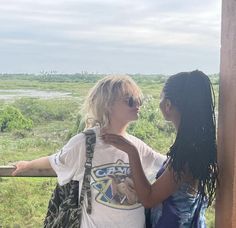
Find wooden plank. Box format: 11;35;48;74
216;0;236;227
0;166;56;177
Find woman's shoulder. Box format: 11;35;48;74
67;131;86;146
127;133;165;157
126;133;148;147
126;133;162;153
67;126;99;146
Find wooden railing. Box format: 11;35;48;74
0;166;56;177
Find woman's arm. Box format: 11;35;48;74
102;134;180;208
127;148;179;208
12;156;52;176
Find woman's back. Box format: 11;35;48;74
150;164;207;228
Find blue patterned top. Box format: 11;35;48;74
149;160;208;228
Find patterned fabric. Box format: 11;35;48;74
44;129;96;228
147;160;207;228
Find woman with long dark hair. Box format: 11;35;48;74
103;70;218;227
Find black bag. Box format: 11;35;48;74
44;129;96;228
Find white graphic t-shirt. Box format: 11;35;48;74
48;127;166;228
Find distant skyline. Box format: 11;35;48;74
0;0;221;75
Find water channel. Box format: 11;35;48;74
0;89;72;101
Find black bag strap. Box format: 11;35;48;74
79;129;96;215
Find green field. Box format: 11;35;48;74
0;74;218;227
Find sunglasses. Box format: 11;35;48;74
124;96;143;108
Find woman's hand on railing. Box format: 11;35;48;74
11;156;53;176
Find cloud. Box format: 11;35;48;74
0;0;221;74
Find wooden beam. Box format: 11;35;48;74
0;166;56;177
216;0;236;227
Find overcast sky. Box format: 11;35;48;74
0;0;221;75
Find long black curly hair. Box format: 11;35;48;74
163;70;218;206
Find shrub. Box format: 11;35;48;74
13;98;76;124
0;106;33;132
66;113;84;140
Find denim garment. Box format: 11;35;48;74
150;162;207;228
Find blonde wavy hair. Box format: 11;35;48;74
81;75;143;129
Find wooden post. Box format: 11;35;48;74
215;0;236;227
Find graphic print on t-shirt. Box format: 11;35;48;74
91;160;142;210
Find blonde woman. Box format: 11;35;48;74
12;75;165;228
